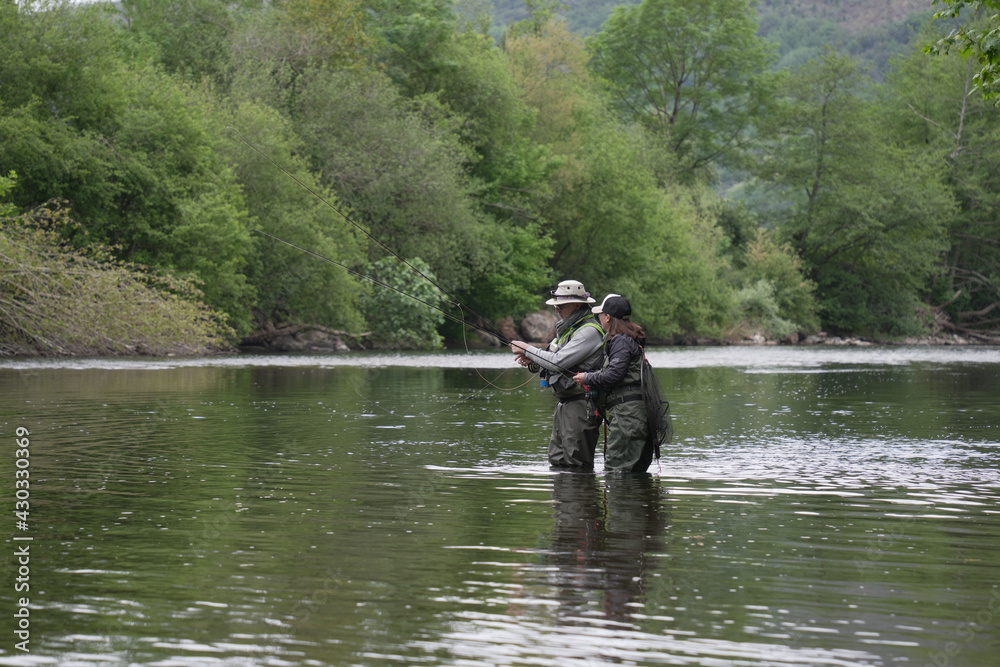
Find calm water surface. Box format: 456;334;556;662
0;346;998;666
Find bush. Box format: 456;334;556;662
742;229;819;333
734;279;798;340
359;257;446;350
0;199;233;356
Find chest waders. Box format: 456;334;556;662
591;352;644;460
535;313;606;469
553;318;604;351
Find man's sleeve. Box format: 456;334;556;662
524;325;602;375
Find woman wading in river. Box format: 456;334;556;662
573;294;655;474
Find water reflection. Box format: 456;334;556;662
1;350;998;666
544;473;667;624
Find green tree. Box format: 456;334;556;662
0;1;257;333
0;1;125;130
294;68;477;285
225;0;371;117
0;1;126;216
504;17;589;151
360;257;446;349
460;222;554;321
505;16;734;338
888;33;1000;338
119;0;263;81
739;229;819;335
734;280;799;340
504;0;566;39
221;102;367;332
294;66;552;320
587;0;778;181
0;172;19;217
365;0;458;93
542;107;734;339
368;0;556;235
752;51;953;337
80;65;256;332
229;2;553;324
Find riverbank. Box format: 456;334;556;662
234;311;999;355
4;314;997;358
728;330;997;347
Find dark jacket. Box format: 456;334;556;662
582;334;643;395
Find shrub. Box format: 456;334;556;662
359;257;446;350
0;199;233;356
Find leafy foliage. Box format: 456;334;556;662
752;51;953;336
118;0;264;81
740;229;819;333
505;18;590;151
888;27;1000;336
0;172;18;218
225;0;371;117
928;1;1000;100
220;102;367;332
0;2;256;334
504;17;735;338
4;0;1000;353
360;257;447;349
538;99;734;338
295;68;483;289
734;279;799;340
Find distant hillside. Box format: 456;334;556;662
756;0;931;34
758;0;938;78
490;0;940;78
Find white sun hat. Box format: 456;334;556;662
544;280;597;306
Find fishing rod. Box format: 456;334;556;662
229;127;511;344
256;229;587;382
253;229;511;346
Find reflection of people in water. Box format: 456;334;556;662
542;472;668;622
544;472;604;614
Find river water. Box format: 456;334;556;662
1;346;998;666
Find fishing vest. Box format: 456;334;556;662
551;317;604;358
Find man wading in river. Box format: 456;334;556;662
511;280;605;469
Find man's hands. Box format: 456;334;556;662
510;340;531;366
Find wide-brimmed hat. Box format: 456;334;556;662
592;294;631;320
544;280;596;306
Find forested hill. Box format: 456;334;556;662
4;0;998;356
492;0;937;77
494;0;932;33
757;0;930;31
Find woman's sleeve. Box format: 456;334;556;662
583;337;635;388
